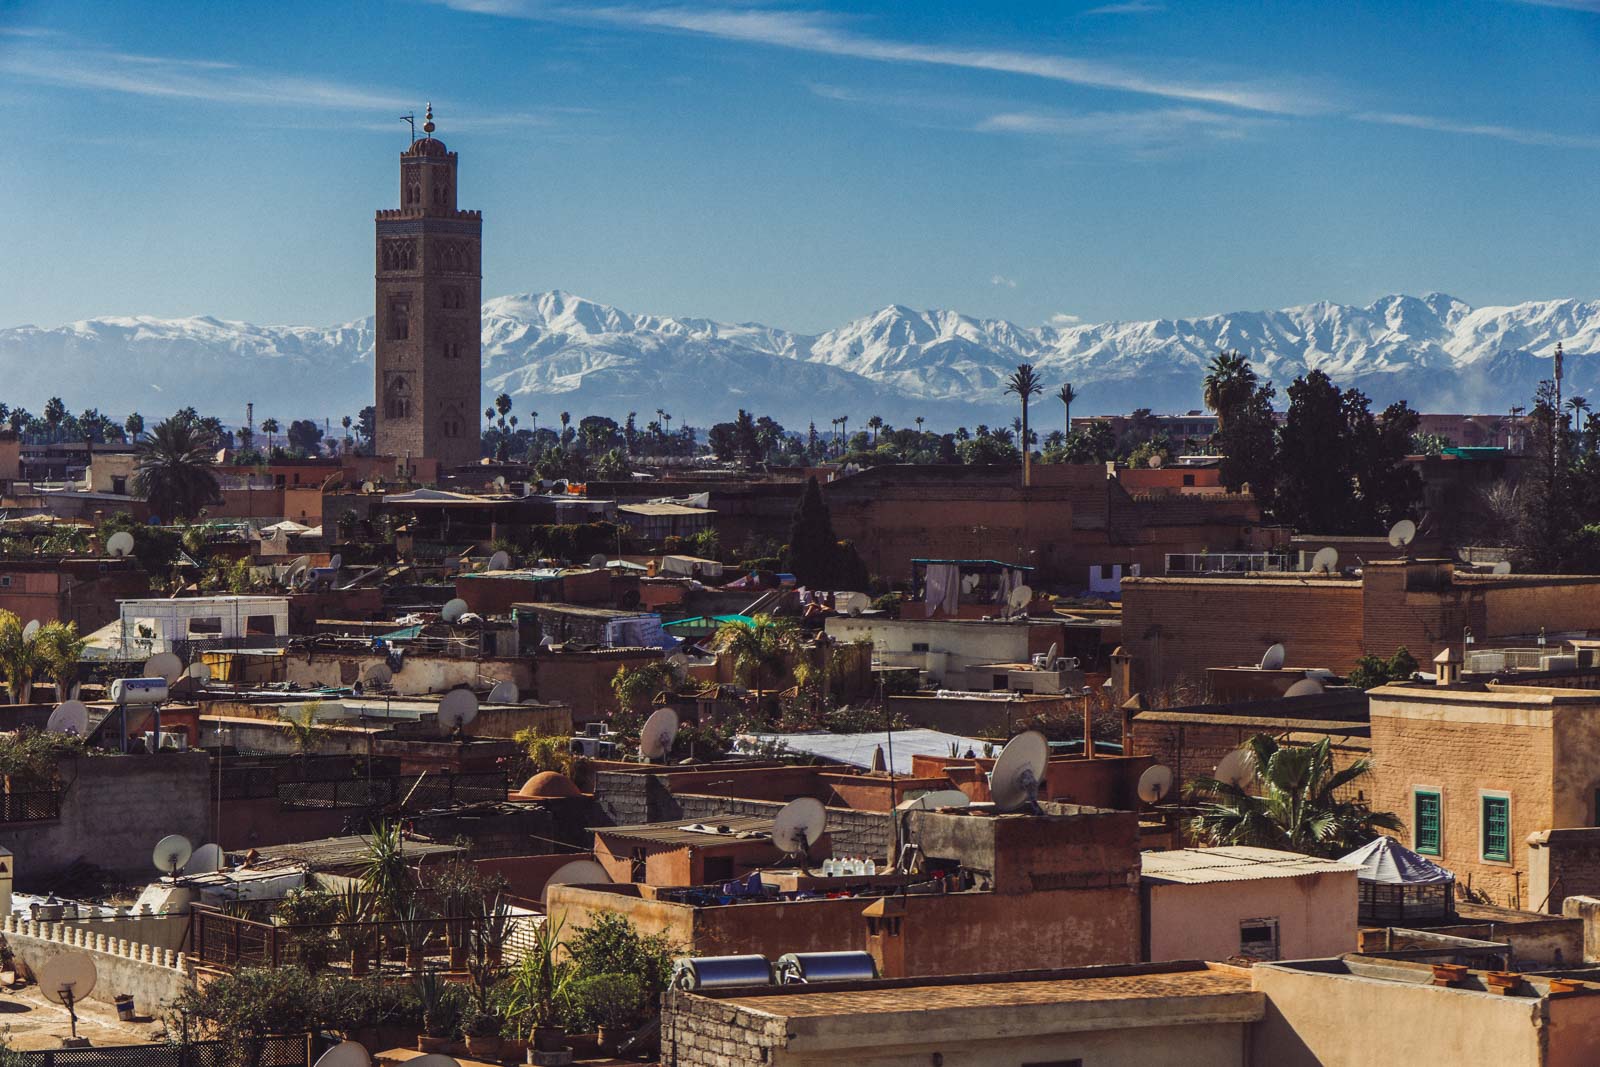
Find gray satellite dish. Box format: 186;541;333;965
1009;584;1034;610
153;834;193;877
1388;518;1417;550
311;1040;371;1067
1284;678;1325;698
361;481;377;494
362;662;392;686
22;619;39;642
488;550;511;571
39;952;97;1038
1259;643;1286;671
541;859;612;907
145;652;183;686
487;680;519;704
329;553;343;571
408;1056;463;1067
106;531;135;557
640;706;679;762
187;661;212;685
47;700;89;736
842;591;870;617
1216;748;1258;790
1492;561;1512;575
493;475;508;491
438;689;479;735
588;553;608;569
440;598;469;624
896;788;971;812
1147;452;1164;468
772;797;827;867
989;730;1049;812
1137;764;1174;804
188;842;224;875
1310;546;1339;575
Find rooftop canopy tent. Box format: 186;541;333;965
1339;836;1456;924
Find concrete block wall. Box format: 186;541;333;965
1;912;189;1009
661;990;781;1067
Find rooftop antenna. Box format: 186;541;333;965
1215;748;1258;791
896;788;971;812
22;619;39;642
401;111;416;142
640;707;680;763
106;531;135;558
488;550;511;571
540;858;612;907
46;700;89;737
1388;518;1417;555
188;842;224;875
842;591;869;617
1310;546;1339;575
1137;764;1174;805
437;689;478;740
1008;583;1034;619
39;953;97;1044
312;1041;372;1067
440;598;469;624
1492;561;1513;575
1284;677;1325;698
1259;643;1286;671
772;796;827;875
153;834;193;881
487;680;519;704
144;652;183;686
989;729;1049;813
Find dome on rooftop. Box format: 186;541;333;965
518;771;581;799
407;137;449;157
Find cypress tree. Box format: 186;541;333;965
785;476;841;587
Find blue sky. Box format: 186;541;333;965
3;0;1600;333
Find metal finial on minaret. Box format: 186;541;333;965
423;102;435;136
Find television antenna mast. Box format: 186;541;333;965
400;112;416;141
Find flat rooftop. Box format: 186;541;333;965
1142;846;1358;885
591;815;774;847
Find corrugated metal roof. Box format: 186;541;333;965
591;815;775;847
1141;846;1359;886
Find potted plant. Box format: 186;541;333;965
400;895;435;972
463;1004;505;1060
573;973;644;1054
335;884;377;977
415;969;462;1053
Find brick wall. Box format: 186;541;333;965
1531;830;1600;914
661;990;781;1067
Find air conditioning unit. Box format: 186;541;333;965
596;739;619;759
1542;654;1579;672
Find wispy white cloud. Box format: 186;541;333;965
1505;0;1600;11
432;0;1322;114
0;26;59;37
1085;1;1166;14
1050;312;1083;326
979;106;1263;150
991;274;1018;288
1355;110;1600;149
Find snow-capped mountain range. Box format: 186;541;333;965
2;290;1597;427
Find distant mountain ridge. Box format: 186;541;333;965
2;290;1597;426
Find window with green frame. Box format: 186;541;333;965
1482;795;1510;862
1414;790;1441;855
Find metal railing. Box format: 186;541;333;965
20;1037;311;1067
277;771;507;811
1164;552;1288;575
190;902;486;972
0;787;61;823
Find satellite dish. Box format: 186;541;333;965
1284;678;1325;698
47;700;89;736
361;662;392;686
541;859;613;906
1493;561;1512;575
22;620;39;642
1147;452;1164;468
488;680;519;704
493;475;508;491
145;652;183;686
153;834;193;876
362;481;377;494
841;591;869;617
488;550;511;571
329;553;343;571
1137;764;1174;804
989;730;1049;812
588;553;608;569
1388;518;1417;550
640;707;680;761
1310;546;1339;575
189;843;224;874
897;789;971;812
772;797;827;859
1259;643;1286;671
438;689;479;735
1216;748;1258;790
107;531;135;557
187;661;212;685
440;598;469;624
408;1057;462;1067
311;1041;371;1067
39;952;98;1037
1009;584;1034;610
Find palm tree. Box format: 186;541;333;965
495;392;513;421
133;416;221;522
1056;383;1077;439
867;415;884;445
35;622;85;700
260;417;279;455
278;699;329;772
1568;395;1589;426
715;614;799;713
1186;734;1401;859
1005;363;1042;486
43;397;66;441
529;410;538;435
0;611;40;704
1202;351;1253;428
340;414;353;454
915;416;925;435
124;412;144;442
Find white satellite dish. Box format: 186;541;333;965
440;598;469;624
39;952;97;1038
187;661;212;685
329;553;343;571
640;706;680;762
1259;643;1286;671
22;619;39;642
1388;518;1417;550
1216;748;1258;790
145;652;183;686
438;689;479;736
989;730;1049;812
47;700;89;736
1147;452;1164;468
541;858;613;906
106;531;135;558
488;550;511;571
493;475;508;491
362;481;377;494
1310;546;1339;575
772;797;827;864
1492;561;1513;575
153;834;193;877
488;680;519;704
1137;764;1174;804
361;662;392;686
896;789;971;812
1284;678;1325;698
588;553;608;569
1009;584;1034;610
312;1040;371;1067
841;591;869;617
408;1056;462;1067
189;842;224;875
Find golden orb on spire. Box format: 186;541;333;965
422;102;435;136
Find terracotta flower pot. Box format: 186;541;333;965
417;1036;452;1053
464;1033;502;1060
350;951;369;977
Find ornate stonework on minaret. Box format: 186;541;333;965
374;104;482;471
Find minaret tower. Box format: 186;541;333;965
374;104;483;472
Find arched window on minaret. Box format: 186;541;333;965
385;377;411;420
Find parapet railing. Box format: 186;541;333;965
1;912;186;971
1164;553;1289;575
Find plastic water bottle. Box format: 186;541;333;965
822;857;836;876
866;858;877;875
